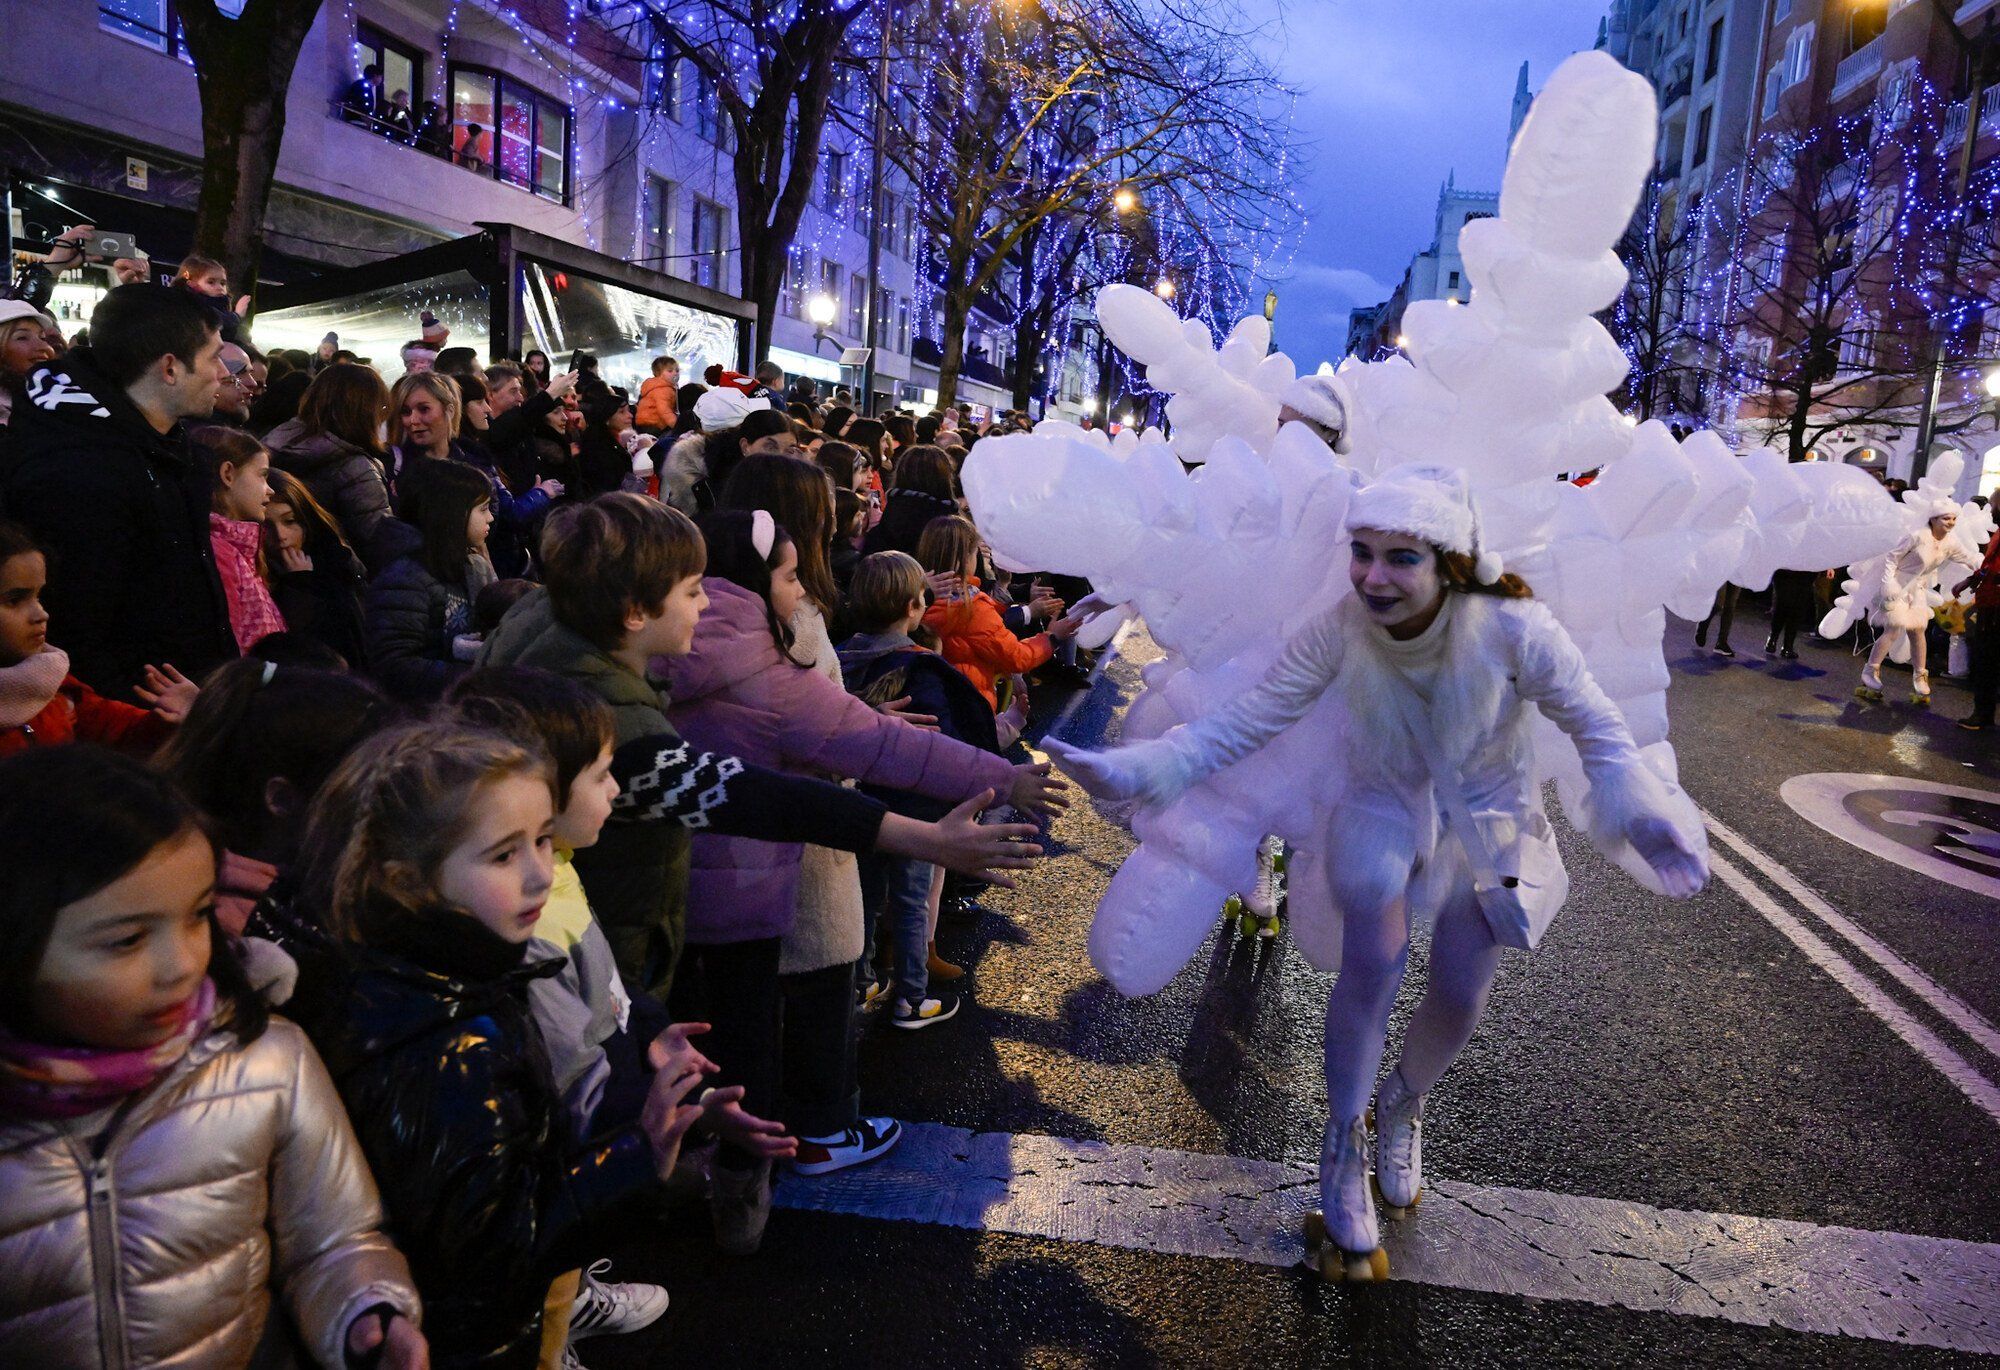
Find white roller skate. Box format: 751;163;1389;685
1855;663;1884;704
1245;836;1285;940
1370;1068;1425;1215
1305;1114;1388;1282
1912;670;1931;707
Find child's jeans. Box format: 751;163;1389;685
880;855;939;1005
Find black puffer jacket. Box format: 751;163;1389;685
838;630;1001;821
861;487;960;560
271;538;369;669
285;909;660;1370
0;349;235;700
362;527;492;702
264;418;401;573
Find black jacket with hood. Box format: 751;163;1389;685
0;348;235;700
838;629;1001;821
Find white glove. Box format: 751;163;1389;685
1044;735;1191;807
1626;813;1708;899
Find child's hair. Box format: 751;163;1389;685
721;452;838;617
844;418;887;465
849;551;928;632
473;577;535;633
388;371;462;446
190;424;267;494
541;493;705;650
174;254;225;286
264;465;357;564
915;514;982;579
833;487;864;537
0;746;266;1044
890;445;957;500
695;508;804;664
299;721;551;943
154;660;395;855
815;440;861;491
0;518;42;568
884;413;916;451
446;667;616;810
398;459;491;583
651;355;676;374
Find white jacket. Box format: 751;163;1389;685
1875;528;1977;631
1114;592;1697;926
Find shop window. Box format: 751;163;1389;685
449;65;569;202
690;197;728;290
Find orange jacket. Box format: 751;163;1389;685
635;375;677;430
922;584;1051;711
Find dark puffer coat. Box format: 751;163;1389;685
264;418;401;573
860;487;960;560
363;537;493;703
0;349;235;701
287;910;661;1370
837;629;1002;821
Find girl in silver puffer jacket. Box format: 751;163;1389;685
0;747;424;1369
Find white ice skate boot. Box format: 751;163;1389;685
1305;1114;1388;1282
1370;1068;1425;1214
1912;670;1931;706
1856;663;1884;703
1245;836;1284;939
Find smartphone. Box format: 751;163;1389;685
84;231;139;261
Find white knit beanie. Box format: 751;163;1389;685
693;386;770;431
1348;464;1504;584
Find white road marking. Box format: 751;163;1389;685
1706;850;2000;1126
1703;806;2000;1067
1777;772;2000;898
775;1123;2000;1355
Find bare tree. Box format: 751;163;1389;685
1608;173;1702;422
178;0;326;305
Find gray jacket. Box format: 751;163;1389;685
0;1018;420;1369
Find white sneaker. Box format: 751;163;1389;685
568;1259;668;1340
892;993;961;1030
1372;1069;1425;1211
1319;1113;1380;1256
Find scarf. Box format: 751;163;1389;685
0;978;216;1121
0;647;70;728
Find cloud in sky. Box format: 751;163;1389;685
1239;0;1608;365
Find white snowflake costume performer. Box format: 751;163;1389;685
1817;457;1990;704
959;51;1913;1282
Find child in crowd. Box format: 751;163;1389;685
917;513;1079;711
476;495;1044;1009
663;509;1063;1253
0;746;425;1369
194;427;287;655
0;520;197;757
154;659;395;935
265;465;369;669
285;721;747;1366
840;550;1009;1027
635;355;679;434
364;458;496;701
831;487;866;592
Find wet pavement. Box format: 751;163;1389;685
588;596;2000;1367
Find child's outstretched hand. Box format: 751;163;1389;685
640;1023;717;1180
698;1085;796;1162
134;664;199;723
905;791;1042;886
345;1307;428;1369
876;695;940;730
1006;760;1070;818
1049;614;1083;643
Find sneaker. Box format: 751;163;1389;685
1713;644;1735;658
857;977;889;1008
568;1259;669;1340
792;1115;904;1176
708;1160;773;1256
560;1345;586;1370
893;992;961;1030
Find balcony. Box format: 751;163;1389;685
1939;83;2000;150
1833;40;1885;100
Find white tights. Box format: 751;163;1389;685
1865;625;1927;679
1321;886;1504;1123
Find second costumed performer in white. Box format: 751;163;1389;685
1050;465;1711;1280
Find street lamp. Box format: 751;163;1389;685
1154;277;1175;299
1262;290;1277;322
1114;187;1139;214
808;292;838;355
1985;366;2000;401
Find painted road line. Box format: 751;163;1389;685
775;1123;2000;1355
1707;851;2000;1127
1703;805;2000;1067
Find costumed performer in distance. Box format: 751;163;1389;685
1049;464;1711;1281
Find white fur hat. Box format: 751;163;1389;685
1279;374;1349;437
1348;464;1504;584
1924;496;1959;523
693;386;770;431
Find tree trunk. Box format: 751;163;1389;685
936;284;972;408
729;49;834;363
1010;311;1042;411
180;0;324;311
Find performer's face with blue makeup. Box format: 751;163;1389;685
1348;529;1444;635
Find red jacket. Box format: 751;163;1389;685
923;582;1053;711
0;674;172;758
1973;532;2000;611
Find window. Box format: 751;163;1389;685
1763;61;1784;118
644;37;679;111
875;287;892;346
643;176;675;269
901;203;917;260
823;149;848;211
1446;270;1460;290
784;251;812;319
1774;0;1792;20
1784;23;1815;90
1704;17;1724;83
1837;318;1876;372
100;0;242;55
449;66;570;201
690;198;728;290
896;297;910;354
821;262;846;326
1844;4;1886;58
689;66;722;144
357;25;424;116
848;274;868;336
1693;106;1713;167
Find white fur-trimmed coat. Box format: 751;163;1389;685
1129;592;1700;957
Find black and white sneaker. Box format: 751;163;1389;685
893;992;961;1030
792;1115;904;1176
568;1259;668;1340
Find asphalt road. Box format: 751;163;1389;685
587;593;1999;1368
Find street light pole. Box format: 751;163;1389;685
1910;7;1994;480
858;0;894;416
